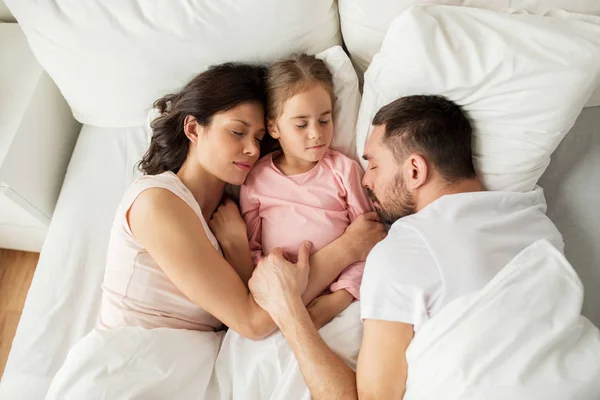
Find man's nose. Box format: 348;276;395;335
362;171;372;189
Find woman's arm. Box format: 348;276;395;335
129;188;274;340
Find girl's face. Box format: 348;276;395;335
269;85;334;166
188;101;266;185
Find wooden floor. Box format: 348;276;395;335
0;249;38;379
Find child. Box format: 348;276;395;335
240;54;373;329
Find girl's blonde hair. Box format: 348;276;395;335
265;53;335;121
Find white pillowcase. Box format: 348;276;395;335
147;46;361;161
339;0;600;107
317;45;362;160
5;0;341;127
356;5;600;192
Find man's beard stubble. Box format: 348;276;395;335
366;173;417;225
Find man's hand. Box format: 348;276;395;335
249;242;312;321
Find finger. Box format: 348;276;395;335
269;247;286;260
362;211;380;221
222;197;235;206
296;241;312;268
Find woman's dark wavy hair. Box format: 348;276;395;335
139;63;267;175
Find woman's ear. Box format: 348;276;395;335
183;115;202;143
267;119;280;139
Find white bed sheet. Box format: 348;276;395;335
1;107;599;399
0;125;147;399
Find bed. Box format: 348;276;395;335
1;1;600;399
0;107;597;399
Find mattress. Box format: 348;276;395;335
1;106;599;398
0;125;148;399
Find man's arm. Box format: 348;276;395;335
274;301;414;400
275;295;358;400
356;320;413;399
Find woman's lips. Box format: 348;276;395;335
234;162;251;171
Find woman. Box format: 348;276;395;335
97;62;385;340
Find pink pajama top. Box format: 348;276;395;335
240;149;373;299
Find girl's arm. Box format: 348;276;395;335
326;160;375;300
217;186;385;307
307;290;354;330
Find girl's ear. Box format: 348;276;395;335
267;119;280;139
183;115;204;144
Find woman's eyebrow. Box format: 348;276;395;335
232;119;250;126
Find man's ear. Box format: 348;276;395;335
267;119;280;139
406;154;428;189
183;115;203;144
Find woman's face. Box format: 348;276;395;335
193;102;266;185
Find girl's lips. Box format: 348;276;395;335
308;144;325;150
234;162;251;171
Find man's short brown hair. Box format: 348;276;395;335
372;95;476;182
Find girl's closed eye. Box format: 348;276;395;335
296;123;308;129
319;119;330;125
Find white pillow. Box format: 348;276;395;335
339;0;600;107
356;5;600;192
146;46;361;161
5;0;341;127
319;46;362;160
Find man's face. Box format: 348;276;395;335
362;125;417;225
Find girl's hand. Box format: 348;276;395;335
307;290;354;330
343;211;387;262
209;198;248;248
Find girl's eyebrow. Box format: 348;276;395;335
291;110;332;119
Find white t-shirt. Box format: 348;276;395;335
360;188;564;332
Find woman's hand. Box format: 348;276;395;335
343;211;387;262
209;198;248;248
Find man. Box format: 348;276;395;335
248;95;563;399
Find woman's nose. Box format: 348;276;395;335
243;138;259;157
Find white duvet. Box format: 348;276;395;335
46;240;600;400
